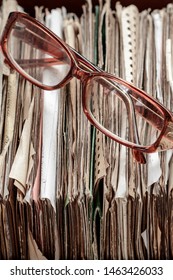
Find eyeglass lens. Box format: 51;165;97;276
87;76;165;146
7;17;71;87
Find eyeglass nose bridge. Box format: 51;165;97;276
72;63;93;82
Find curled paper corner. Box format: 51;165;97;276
28;229;47;260
147;152;161;188
9;98;35;195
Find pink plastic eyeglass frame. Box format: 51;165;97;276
1;11;173;164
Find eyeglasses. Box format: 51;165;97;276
1;11;173;164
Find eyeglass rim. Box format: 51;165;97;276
1;12;173;154
0;11;77;90
82;74;173;153
0;11;106;88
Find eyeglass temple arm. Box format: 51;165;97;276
115;84;173;152
13;47;100;70
116;85;146;163
11;26;101;70
13;57;66;68
103;80;146;163
12;26;70;63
